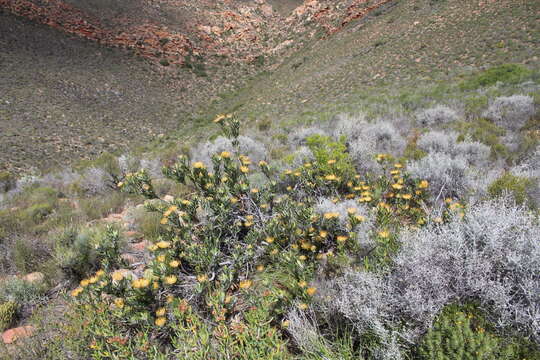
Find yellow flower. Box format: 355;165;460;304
265;236;275;244
240;166;249;173
418;180;429;189
165;275;178;285
324;174;337;181
155;317;167;327
156;307;167;317
434;217;443;223
378;230;390;238
390;170;400;175
319;230;328;238
71;287;83;297
197;274;208;283
445;198;453;204
157;241;171;249
230;197;239;204
298;280;307;288
166;295;175;304
132;278;150;289
402;194;412;200
112;271;124;282
157;255;166;262
304;163;312;168
281;320;290;328
193;162;205;169
306;287;317;296
251;188;259;194
239;280;252;289
327;159;336;165
270;249;279;255
299;255;307;261
355;215;365;222
80;279;90;287
394;163;403;168
160;217;168;225
323;212;339;220
220;151;231;158
256;265;265;272
88;276;98;284
336;235;348;243
114;298;124;308
169;260;180;268
347;207;357;214
117;182;124;188
96;270;105;277
259;160;268;166
391;183;403;190
153;281;159;290
298;303;309;310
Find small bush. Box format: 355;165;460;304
416;105;459;127
407;152;471;199
78;191;126;221
0;277;45;306
0;301;18;331
289;127;328;146
190;135;268;170
488;172;535;206
419;307;504;360
306;134;357;181
54;225;124;279
0;171;15;193
483;95;535;131
460;64;532;90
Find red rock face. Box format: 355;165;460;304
0;0;397;67
2;325;35;344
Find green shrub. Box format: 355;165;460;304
0;301;18;331
54;225;124;279
305;134;356;183
0;171;15;193
488;173;534;206
453;118;509;159
418;305;540;360
0;278;45;305
460;64;532;90
78;192;126;221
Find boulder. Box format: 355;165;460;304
22;272;44;285
2;326;34;344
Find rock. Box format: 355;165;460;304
122;231;142;240
2;326;35;344
261;4;273;17
163;195;174;202
130;240;150;252
22;272;44;285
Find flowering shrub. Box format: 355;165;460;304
68;114;436;358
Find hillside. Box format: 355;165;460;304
0;0;539;359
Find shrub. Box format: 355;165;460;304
190;135;268;170
393;198;540;341
488;172;535;206
416;105;459;127
78;191;126;221
306;134;357;182
289;127;328;146
460;64;532;90
418;307;503;360
0;171;15;193
407;152;471;199
453;118;509;159
417;130;457;154
483;95;535;131
0;277;45;306
54;225;124;279
0;301;18;331
79;167;113;195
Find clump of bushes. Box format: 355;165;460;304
460;64;532;90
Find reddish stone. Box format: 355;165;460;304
2;326;35;344
130;240;150;252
